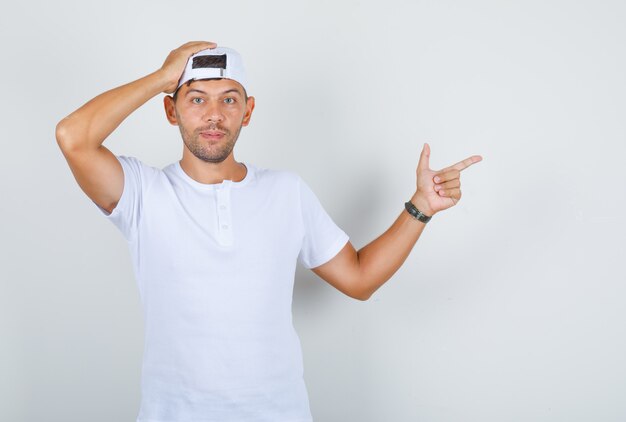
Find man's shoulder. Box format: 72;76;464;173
115;154;166;169
114;155;165;181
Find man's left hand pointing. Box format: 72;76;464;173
409;143;483;217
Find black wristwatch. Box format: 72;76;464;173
405;200;432;223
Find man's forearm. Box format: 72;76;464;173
356;193;432;299
56;70;169;150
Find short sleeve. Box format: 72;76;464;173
93;155;153;242
297;175;350;269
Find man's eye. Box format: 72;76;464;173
192;98;203;104
224;98;235;104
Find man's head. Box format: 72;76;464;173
163;47;255;164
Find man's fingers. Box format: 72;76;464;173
444;155;483;172
184;40;217;48
176;41;217;55
433;169;460;183
433;179;460;192
438;188;462;200
160;41;218;93
184;41;217;55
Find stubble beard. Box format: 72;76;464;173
177;113;243;164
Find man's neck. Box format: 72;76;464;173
179;155;247;185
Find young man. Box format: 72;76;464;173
56;41;482;421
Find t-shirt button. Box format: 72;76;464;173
219;205;227;210
221;224;229;229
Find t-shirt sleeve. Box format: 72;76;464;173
93;155;152;242
297;175;350;269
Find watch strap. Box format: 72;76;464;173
405;200;432;223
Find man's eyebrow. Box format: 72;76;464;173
185;88;243;97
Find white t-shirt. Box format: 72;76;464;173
96;155;350;422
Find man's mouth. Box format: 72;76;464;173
200;130;225;140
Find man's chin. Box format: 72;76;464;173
197;156;228;164
193;148;233;164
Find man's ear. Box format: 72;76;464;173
163;95;178;126
242;96;255;127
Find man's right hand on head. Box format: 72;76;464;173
159;41;217;94
57;41;216;215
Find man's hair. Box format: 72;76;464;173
172;78;248;103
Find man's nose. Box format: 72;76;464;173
202;101;224;122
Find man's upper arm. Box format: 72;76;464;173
311;241;368;300
57;143;124;215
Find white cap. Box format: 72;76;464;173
176;46;247;92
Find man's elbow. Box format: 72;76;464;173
355;293;371;301
55;119;81;151
352;284;373;301
352;258;372;301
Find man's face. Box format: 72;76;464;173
164;78;255;163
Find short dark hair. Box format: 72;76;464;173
172;78;248;103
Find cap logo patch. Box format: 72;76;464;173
192;55;227;70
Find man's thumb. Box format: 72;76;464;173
418;142;430;170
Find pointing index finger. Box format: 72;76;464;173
445;155;483;172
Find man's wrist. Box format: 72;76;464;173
150;69;179;95
409;193;435;217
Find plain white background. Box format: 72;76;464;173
1;0;625;421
